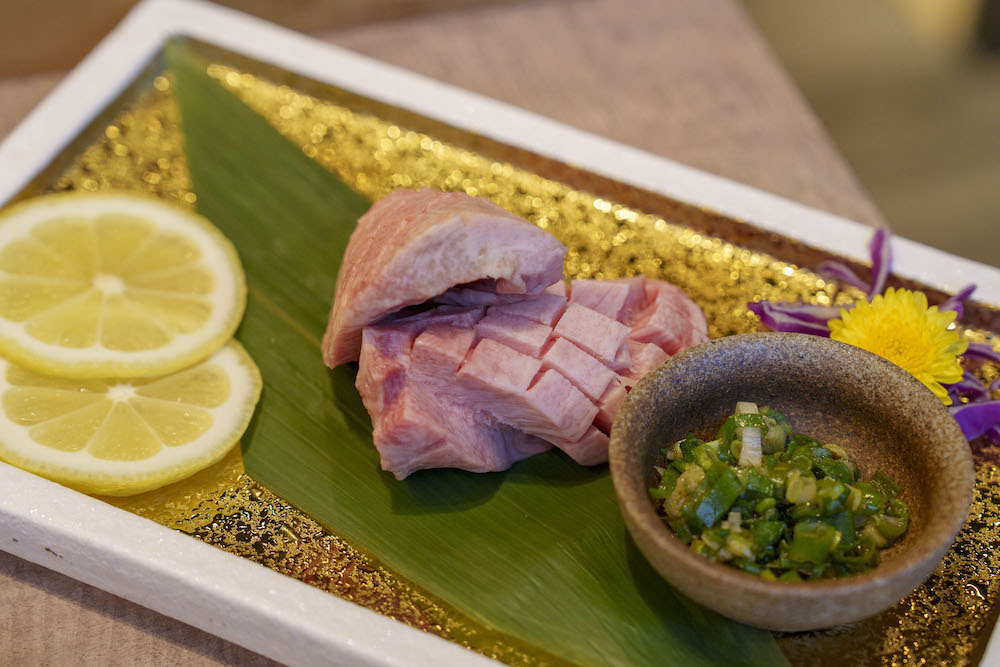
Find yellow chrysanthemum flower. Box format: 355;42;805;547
828;288;968;405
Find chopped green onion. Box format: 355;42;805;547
651;403;909;580
664;465;705;519
738;427;763;467
754;497;777;515
762;420;788;454
785;469;817;505
873;513;908;541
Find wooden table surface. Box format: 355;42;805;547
0;0;883;663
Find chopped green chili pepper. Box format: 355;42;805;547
815;478;849;514
850;481;888;516
693;443;716;471
667;517;694;543
649;402;910;581
760;406;788;425
656;467;680;496
682;464;744;533
678;434;701;462
812;457;854;484
786;521;841;563
754;497;777;514
741;468;777;498
871;470;902;498
822;511;857;548
751;520;785;552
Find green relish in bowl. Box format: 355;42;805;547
648;402;909;581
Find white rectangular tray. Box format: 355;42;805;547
1;1;998;664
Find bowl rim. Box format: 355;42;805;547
609;332;975;601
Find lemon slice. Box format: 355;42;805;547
0;192;246;378
0;340;261;496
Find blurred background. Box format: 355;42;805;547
743;0;1000;268
1;0;997;267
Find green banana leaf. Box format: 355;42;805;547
169;40;785;665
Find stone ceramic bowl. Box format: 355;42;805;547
609;332;974;632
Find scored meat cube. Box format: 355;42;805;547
458;338;541;394
374;386;551;479
359;326;415;360
568;278;646;321
474;310;552;358
625;340;669;380
356;328;411;415
594;378;629;433
522;370;599;443
540;337;617;401
549;426;610;466
627;281;709;355
489;292;567;326
411;325;476;377
374;389;450;460
552;302;631;368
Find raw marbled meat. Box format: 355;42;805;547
324;188;708;478
357;278;707;478
322;188;566;366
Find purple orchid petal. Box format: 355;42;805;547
867;228;891;298
747;301;836;336
950;400;1000;441
940;284;976;321
991;378;1000;394
986;425;1000;446
964;342;1000;365
946;370;992;403
816;260;871;292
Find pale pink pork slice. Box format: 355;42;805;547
627;280;709;354
457;340;598;444
355;277;709;478
475;309;560;358
552;302;632;370
540;337;618;401
565;277;646;321
323;188;566;367
358;322;551;479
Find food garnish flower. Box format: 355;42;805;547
828;288;967;405
748;229;1000;445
